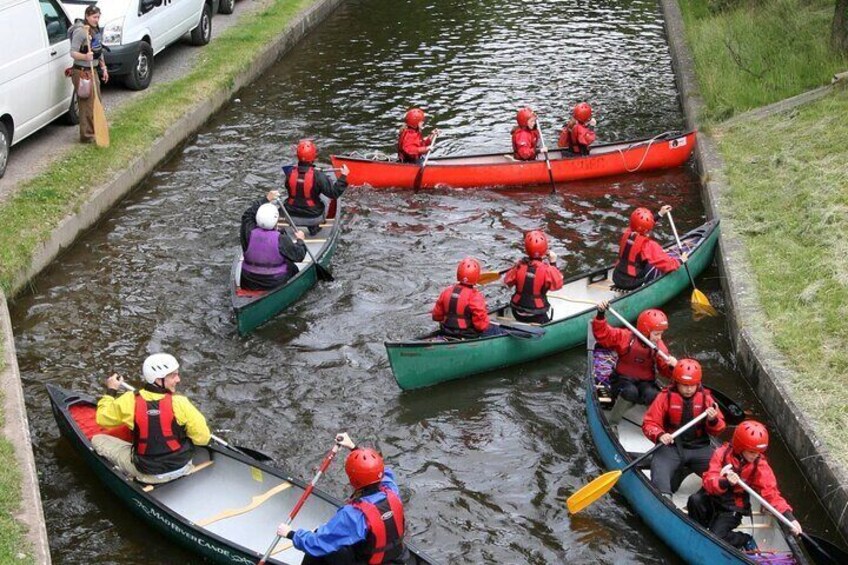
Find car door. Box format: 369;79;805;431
138;0;168;51
38;0;73;120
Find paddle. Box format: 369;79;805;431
567;410;710;513
534;121;557;194
257;440;342;565
478;267;511;285
282;165;343;176
275;201;334;282
665;211;717;317
117;381;258;460
413;131;438;193
492;320;546;339
86;30;109;148
731;474;848;565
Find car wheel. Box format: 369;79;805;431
124;42;153;91
190;4;212;46
0;122;10;179
219;0;235;15
63;91;80;125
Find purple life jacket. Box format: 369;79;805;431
242;228;288;276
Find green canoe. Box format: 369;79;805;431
230;200;342;335
386;220;719;390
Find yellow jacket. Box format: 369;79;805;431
96;389;211;447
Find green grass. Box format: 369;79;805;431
678;0;848;122
0;0;318;292
715;86;848;467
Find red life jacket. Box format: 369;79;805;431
510;260;550;316
662;386;711;447
612;230;650;289
614;337;658;382
511;127;538;160
441;284;478;338
351;487;406;564
286;167;317;209
397;127;424;163
714;444;762;514
132;393;193;475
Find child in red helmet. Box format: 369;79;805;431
276;433;411;564
397;107;439;164
432;257;505;338
503;230;564;323
593;301;677;423
558;102;597;155
284;139;349;235
687;420;802;550
511;107;541;161
642;359;725;496
611;205;681;290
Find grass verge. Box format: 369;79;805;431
0;0;318;292
715;86;848;467
678;0;848;122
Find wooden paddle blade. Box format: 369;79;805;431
93;92;109;148
802;533;848;565
566;470;622;514
691;289;717;317
478;271;502;285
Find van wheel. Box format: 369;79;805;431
219;0;235;15
0;122;10;179
124;42;153;91
190;4;212;46
63;92;80;125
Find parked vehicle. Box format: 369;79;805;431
0;0;78;178
61;0;219;91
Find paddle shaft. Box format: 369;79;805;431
664;211;699;289
535;122;557;194
413;132;438;192
257;443;341;564
275;200;333;281
621;410;710;474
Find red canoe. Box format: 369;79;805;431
331;131;696;190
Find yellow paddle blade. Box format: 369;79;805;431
566;469;622;514
93;92;110;148
478;271;502;285
691;289;717;317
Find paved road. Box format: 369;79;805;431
0;0;268;201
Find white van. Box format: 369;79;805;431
0;0;77;178
61;0;218;91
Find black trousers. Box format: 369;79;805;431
511;306;551;324
612;375;660;405
302;547;355;565
687;488;752;548
650;443;714;494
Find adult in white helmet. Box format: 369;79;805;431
91;353;211;484
239;190;307;291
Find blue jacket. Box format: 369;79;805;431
292;468;400;557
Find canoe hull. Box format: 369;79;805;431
386;221;719;390
331;132;696;189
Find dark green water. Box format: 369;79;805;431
10;0;842;562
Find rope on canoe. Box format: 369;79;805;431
616;131;677;173
348;149;394;161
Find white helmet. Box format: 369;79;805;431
142;353;180;384
256;203;279;230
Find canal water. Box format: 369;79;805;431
10;0;842;563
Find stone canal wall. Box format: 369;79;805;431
660;0;848;541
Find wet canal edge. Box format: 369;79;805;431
660;0;848;542
0;0;344;561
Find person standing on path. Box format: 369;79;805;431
69;5;109;144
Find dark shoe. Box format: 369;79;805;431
742;534;758;552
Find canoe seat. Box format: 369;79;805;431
141;460;214;493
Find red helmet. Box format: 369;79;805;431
732;420;769;454
573;102;593;123
636;308;668;336
672;359;702;385
456;257;481;285
629;207;655;235
405;108;425;128
524;230;548;259
345;448;384;490
516;107;535;128
296;139;317;163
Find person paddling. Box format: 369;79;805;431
503;230;563;323
432;258;506;339
511;107;541;161
284;139;349;235
92;354;210;484
558;102;597;155
275;433;411;564
642;359;725;496
239;190;307;291
612;205;681;290
687;420;802;551
397;108;439;164
593;301;677;424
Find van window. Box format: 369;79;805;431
39;0;70;45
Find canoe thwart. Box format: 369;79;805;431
141;459;214;492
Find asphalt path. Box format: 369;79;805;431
0;0;268;201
